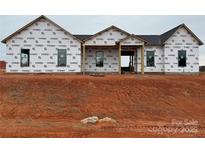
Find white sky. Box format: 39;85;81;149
0;15;205;65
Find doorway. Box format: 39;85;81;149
121;51;134;74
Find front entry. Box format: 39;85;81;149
121;51;135;74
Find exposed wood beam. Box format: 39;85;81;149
131;55;134;72
141;45;144;75
82;44;86;75
118;44;121;74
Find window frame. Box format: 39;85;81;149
57;49;67;67
146;50;155;67
96;51;104;67
178;50;187;67
20;49;30;67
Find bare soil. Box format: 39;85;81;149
0;72;205;137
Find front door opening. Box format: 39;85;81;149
121;51;134;74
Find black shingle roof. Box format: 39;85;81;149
73;35;92;41
137;35;161;45
74;34;162;45
74;24;203;45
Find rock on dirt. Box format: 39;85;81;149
81;116;99;124
99;117;117;123
81;116;116;124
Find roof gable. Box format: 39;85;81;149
119;34;147;45
161;24;203;45
1;15;82;43
84;25;130;45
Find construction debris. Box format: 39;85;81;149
81;116;99;124
99;117;117;123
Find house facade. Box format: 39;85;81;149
2;15;203;74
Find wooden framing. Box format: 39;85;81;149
118;44;121;74
82;44;86;75
85;45;118;49
141;45;144;75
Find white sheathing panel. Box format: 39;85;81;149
120;37;144;46
5;18;81;73
84;47;119;72
84;28;128;46
164;27;199;73
137;46;164;73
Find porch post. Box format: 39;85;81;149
82;44;86;75
118;44;121;74
141;45;144;75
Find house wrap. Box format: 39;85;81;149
1;15;203;74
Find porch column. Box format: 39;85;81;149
82;44;86;75
118;44;121;74
141;45;144;75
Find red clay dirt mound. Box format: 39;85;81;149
0;73;205;137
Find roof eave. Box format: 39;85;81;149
1;40;6;44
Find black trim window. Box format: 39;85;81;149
178;50;186;67
21;49;30;67
58;49;67;67
96;51;104;67
146;51;155;67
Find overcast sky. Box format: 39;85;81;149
0;15;205;65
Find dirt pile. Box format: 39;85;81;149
0;73;205;137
